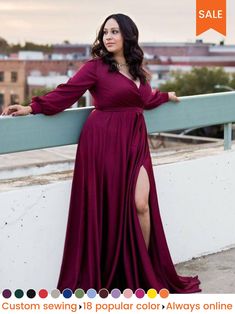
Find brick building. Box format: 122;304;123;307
0;61;26;111
52;43;90;55
0;60;84;112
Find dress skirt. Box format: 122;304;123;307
57;106;201;293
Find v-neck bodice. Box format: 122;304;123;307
30;58;169;115
117;70;141;89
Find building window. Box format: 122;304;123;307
0;93;4;106
0;72;4;82
11;72;18;82
10;94;19;105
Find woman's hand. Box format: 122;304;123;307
168;92;180;103
1;104;32;116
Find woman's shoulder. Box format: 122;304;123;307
85;57;103;66
81;57;106;72
75;57;107;79
73;57;107;80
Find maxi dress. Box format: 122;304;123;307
31;58;201;293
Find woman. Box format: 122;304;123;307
2;13;201;293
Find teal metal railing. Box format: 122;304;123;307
0;91;235;154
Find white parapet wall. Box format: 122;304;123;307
156;148;235;264
1;148;235;290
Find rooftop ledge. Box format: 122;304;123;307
0;141;234;192
0;91;235;188
0;91;235;155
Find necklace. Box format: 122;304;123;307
117;63;128;68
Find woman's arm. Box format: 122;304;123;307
30;59;98;115
144;84;179;110
1;59;98;117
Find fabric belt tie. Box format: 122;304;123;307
96;107;143;113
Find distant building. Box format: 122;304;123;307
50;44;91;60
18;51;44;60
0;61;26;112
141;42;235;86
2;41;235;112
0;54;8;60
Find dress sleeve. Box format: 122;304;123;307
144;87;169;110
30;59;97;115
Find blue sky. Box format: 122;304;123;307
0;0;234;45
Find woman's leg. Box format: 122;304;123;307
135;165;150;249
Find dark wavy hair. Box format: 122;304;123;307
91;13;149;83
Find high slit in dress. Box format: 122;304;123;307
31;58;201;293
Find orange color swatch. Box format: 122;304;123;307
196;0;226;36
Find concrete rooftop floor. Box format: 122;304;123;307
176;247;235;293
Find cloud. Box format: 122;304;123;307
0;0;75;13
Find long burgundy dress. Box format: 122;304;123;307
31;58;201;293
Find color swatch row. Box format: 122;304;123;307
2;288;169;299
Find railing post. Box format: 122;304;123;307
224;123;232;150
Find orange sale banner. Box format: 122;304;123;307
196;0;226;36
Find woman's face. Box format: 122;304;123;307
103;18;124;56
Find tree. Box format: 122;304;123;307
159;67;230;96
229;73;235;90
23;42;52;53
0;39;53;54
0;37;9;54
22;87;52;106
159;67;231;138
